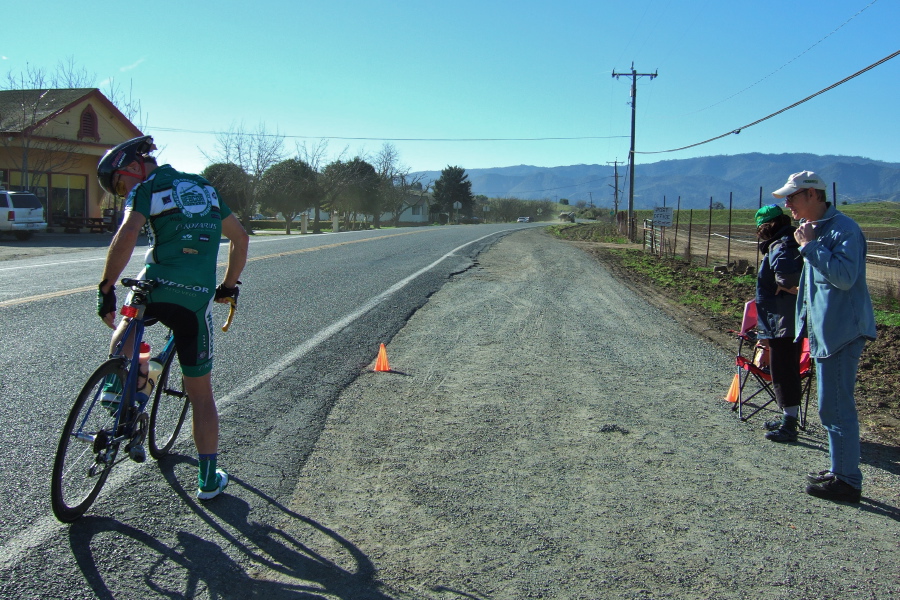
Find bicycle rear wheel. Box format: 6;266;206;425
51;359;127;522
148;348;189;459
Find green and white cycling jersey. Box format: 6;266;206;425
124;165;232;306
123;165;232;376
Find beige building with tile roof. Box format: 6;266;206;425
0;88;142;227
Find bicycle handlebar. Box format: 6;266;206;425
220;297;237;332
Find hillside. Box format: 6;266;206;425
415;153;900;209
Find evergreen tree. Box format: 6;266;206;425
433;166;474;221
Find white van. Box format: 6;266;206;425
0;190;47;240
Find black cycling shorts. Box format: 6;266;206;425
144;301;214;377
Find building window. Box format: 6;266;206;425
412;204;421;215
77;105;99;140
49;173;88;225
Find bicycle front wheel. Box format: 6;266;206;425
51;359;127;522
148;349;189;459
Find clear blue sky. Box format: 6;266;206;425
5;0;899;175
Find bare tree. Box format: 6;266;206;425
295;139;332;172
103;78;147;130
373;142;428;226
201;122;286;226
49;56;94;88
5;63;48;90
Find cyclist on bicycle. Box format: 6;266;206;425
96;135;249;500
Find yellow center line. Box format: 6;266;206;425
0;285;97;308
1;229;429;309
237;229;426;264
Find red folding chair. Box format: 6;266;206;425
728;300;813;429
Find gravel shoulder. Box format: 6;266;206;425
264;228;899;599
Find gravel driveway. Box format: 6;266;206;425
266;228;899;599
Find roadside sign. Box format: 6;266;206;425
653;206;673;227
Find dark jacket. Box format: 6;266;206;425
755;224;803;339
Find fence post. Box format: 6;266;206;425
661;195;666;258
706;196;713;267
687;209;693;263
727;191;733;266
673;196;681;260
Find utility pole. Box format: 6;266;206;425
606;159;621;214
612;63;657;240
588;191;593;208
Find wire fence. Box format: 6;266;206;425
636;211;900;300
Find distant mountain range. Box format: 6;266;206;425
414;153;900;209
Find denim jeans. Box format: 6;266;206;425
815;336;866;489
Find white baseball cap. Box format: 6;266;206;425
772;170;827;198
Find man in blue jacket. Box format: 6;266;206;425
773;171;876;503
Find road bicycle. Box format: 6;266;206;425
51;278;236;522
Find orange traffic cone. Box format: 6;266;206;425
724;373;740;403
374;343;391;372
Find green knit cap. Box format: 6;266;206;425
755;204;783;227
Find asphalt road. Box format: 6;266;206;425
0;224;539;598
1;225;896;599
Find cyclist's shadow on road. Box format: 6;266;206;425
67;455;397;599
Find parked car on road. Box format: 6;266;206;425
516;216;531;223
0;190;47;240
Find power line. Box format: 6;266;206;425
636;48;900;155
151;127;629;143
685;0;882;116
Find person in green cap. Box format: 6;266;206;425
754;204;804;442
